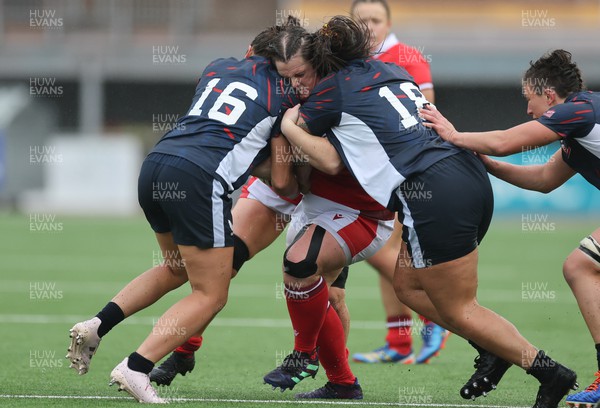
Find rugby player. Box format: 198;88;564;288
421;49;598;408
65;25;299;403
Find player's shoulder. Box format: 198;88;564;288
538;91;598;138
202;57;238;72
568;90;599;107
202;56;276;78
244;56;278;73
337;58;382;79
317;59;411;91
364;58;415;83
544;91;596;118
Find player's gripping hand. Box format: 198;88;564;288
475;153;501;175
419;105;458;144
282;104;301;127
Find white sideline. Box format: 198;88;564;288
0;394;528;407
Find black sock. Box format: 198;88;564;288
527;350;558;382
95;302;125;337
127;352;154;374
595;344;600;371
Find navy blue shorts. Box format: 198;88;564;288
138;153;233;248
395;150;494;268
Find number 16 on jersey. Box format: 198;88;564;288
188;78;259;126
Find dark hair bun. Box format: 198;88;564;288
308;15;372;77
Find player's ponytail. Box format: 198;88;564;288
308;16;372;78
523;49;584;98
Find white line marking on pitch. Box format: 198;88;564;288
0;314;383;329
0;394;528;407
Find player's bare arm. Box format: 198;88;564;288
251;156;272;180
281;104;344;175
270;134;300;198
293;161;312;194
480;149;576;193
420;105;560;155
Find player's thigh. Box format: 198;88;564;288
329;284;345;302
378;218;403;252
155;232;187;277
394;241;422;294
286;224;347;282
301;198;394;266
414;248;480;319
178;245;233;298
233;197;283;258
366;243;399;282
366;219;402;273
139;153;234;298
316;233;349;278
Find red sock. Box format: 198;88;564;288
317;305;356;385
174;336;203;356
285;277;328;353
419;315;431;325
385;315;412;355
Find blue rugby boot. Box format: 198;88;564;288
566;371;600;408
415;322;450;364
352;344;414;364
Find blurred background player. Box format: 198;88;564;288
349;0;448;365
421;49;599;407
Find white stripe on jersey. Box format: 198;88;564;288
332;112;405;207
215;115;276;191
395;189;426;268
212;179;225;247
577;123;600;160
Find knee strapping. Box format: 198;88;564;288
579;235;600;266
233;234;250;272
284;226;326;278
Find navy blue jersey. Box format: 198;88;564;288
152;56;299;191
299;59;461;209
537;91;600;189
